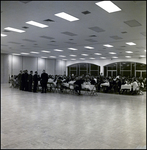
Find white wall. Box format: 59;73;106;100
1;54;66;83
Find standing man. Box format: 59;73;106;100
41;70;48;93
33;71;39;93
24;70;29;91
18;70;22;90
28;71;33;92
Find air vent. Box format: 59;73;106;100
121;31;127;34
140;32;146;36
61;32;77;36
48;44;58;46
82;11;91;15
121;46;126;47
22;26;29;29
23;39;36;42
124;19;142;27
89;35;97;37
8;42;21;44
69;39;73;40
44;19;54;22
85;39;97;42
40;36;54;40
110;36;123;40
51;41;56;42
89;26;105;33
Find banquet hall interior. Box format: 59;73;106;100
1;1;146;149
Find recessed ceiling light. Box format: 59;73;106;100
109;52;116;54
26;21;48;28
81;54;88;56
4;27;25;33
41;50;50;53
103;44;113;47
144;50;146;52
70;55;77;57
1;33;7;37
84;46;94;49
68;48;78;50
12;53;20;55
94;53;102;55
112;56;118;58
89;57;95;59
54;12;79;22
125;56;131;58
54;49;63;52
59;55;66;57
126;42;136;45
100;57;106;59
30;51;39;54
71;59;76;60
21;53;29;55
49;56;56;58
125;51;133;53
140;55;145;57
95;1;121;13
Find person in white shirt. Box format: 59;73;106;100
131;79;139;94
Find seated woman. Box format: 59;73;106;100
131;79;139;95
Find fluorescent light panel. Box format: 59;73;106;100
125;56;131;58
21;53;29;55
41;57;47;58
26;21;48;28
126;42;136;45
95;1;121;13
80;58;85;60
126;51;133;53
81;54;88;56
101;57;106;59
112;56;118;58
103;44;113;47
41;50;50;53
70;55;76;57
54;49;63;52
59;55;66;57
68;48;77;50
90;58;95;59
109;52;116;54
4;27;25;33
71;59;76;60
94;53;101;55
84;46;94;49
49;56;56;58
55;12;79;22
1;34;7;37
30;51;39;54
140;55;145;57
12;53;20;55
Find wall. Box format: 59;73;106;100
1;54;62;83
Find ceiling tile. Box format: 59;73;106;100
89;26;105;33
124;19;142;27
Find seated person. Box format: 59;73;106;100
131;79;139;95
74;76;84;95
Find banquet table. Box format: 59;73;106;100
121;84;132;91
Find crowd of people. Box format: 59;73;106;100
9;70;146;95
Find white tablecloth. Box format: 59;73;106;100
100;82;110;87
82;84;96;91
121;84;132;91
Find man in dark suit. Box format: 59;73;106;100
33;71;39;93
28;71;33;92
41;70;48;93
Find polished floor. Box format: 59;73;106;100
1;84;146;149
